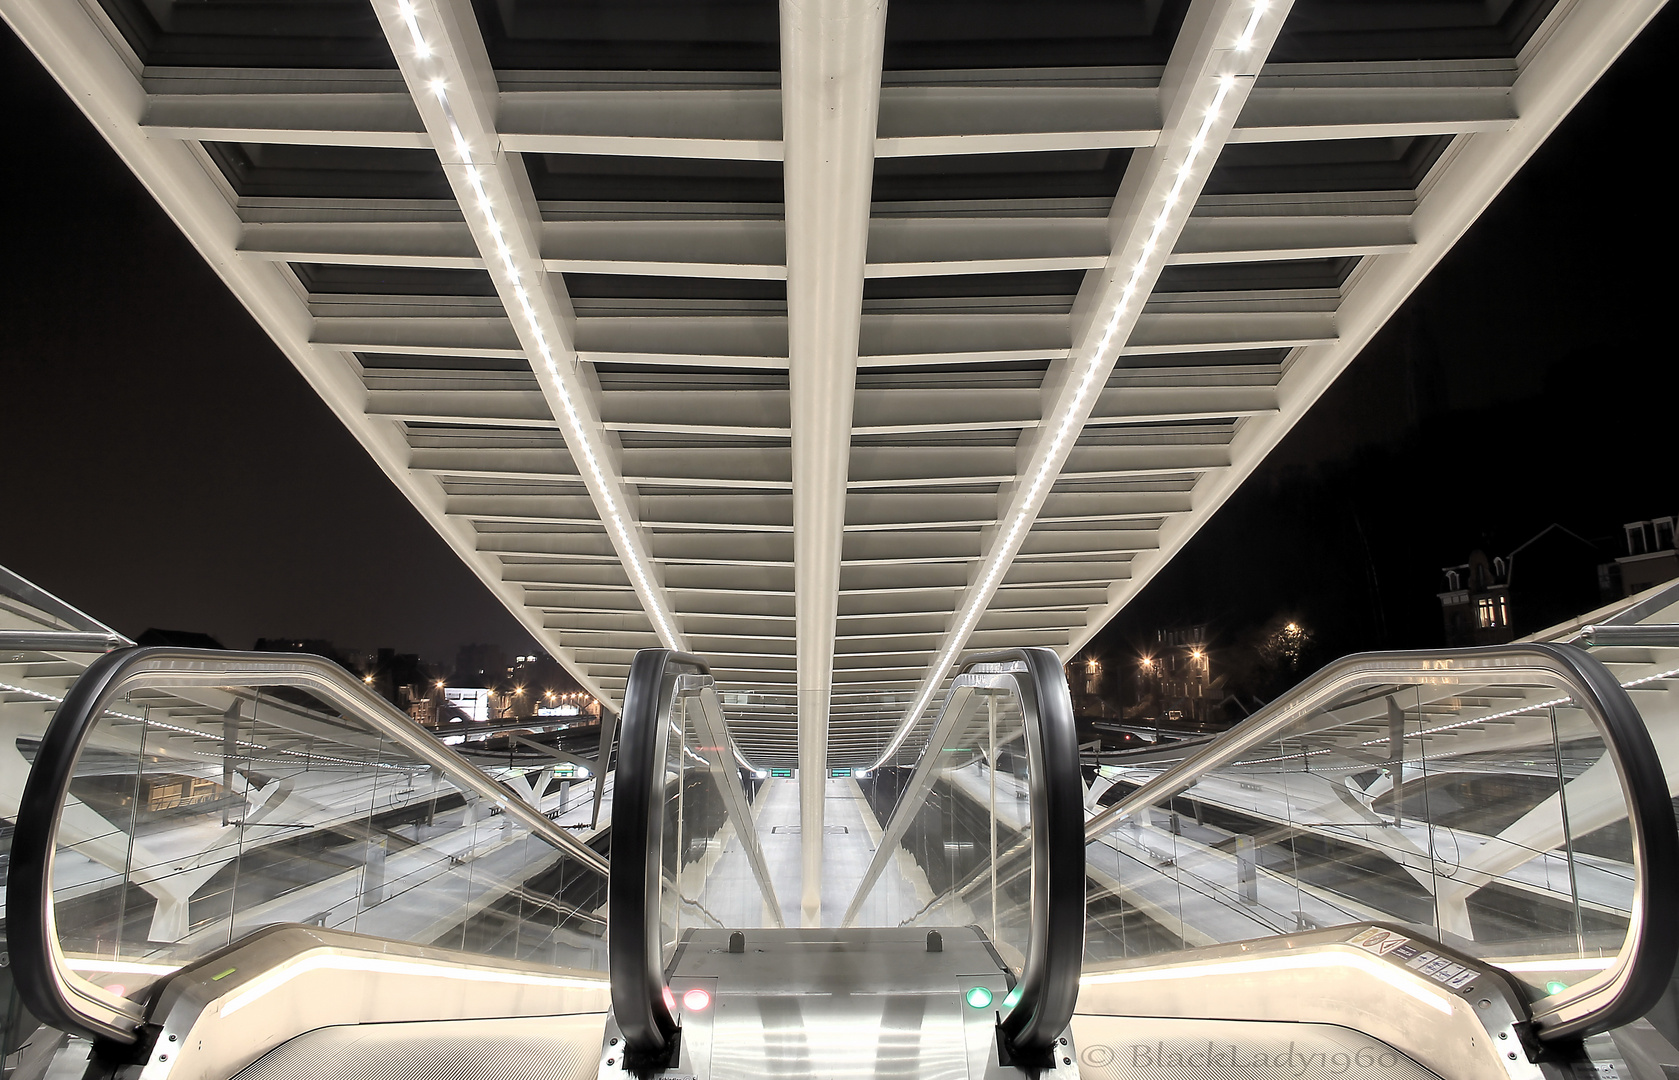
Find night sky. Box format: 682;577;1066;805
1;8;1674;673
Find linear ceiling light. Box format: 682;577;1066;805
870;3;1272;771
380;0;680;651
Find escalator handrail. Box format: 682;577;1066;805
8;645;609;1045
1084;642;1678;1043
846;647;1083;1056
967;648;1085;1058
608;648;707;1060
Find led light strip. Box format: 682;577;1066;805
382;0;679;653
870;69;1245;770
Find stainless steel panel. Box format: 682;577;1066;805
234;1015;606;1080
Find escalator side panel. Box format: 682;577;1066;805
231;1015;606;1080
1078;926;1536;1080
132;926;608;1080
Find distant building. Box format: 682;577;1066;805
138;627;226;649
1439;524;1604;646
1438;551;1512;647
1600;515;1678;599
452;642;509;688
1145;624;1218;726
253;636;358;672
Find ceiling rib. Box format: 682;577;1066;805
1062;0;1670;667
367;0;686;654
0;0;632;708
140;70;1515;159
873;0;1295;767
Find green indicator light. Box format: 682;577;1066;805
965;987;993;1009
1546;981;1569;995
211;967;237;981
1003;986;1023;1009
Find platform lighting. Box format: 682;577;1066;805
387;0;679;652
873;50;1251;770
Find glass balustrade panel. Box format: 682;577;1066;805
47;679;608;1007
1085;668;1638;1006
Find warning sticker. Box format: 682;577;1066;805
1347;928;1411;956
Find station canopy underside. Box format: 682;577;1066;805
4;0;1658;767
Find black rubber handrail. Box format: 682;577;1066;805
1085;642;1678;1043
608;649;711;1064
9;645;610;1044
960;648;1085;1062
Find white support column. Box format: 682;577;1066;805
368;0;687;654
781;0;888;925
872;0;1292;768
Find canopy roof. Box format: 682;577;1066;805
2;0;1659;782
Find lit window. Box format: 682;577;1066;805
1477;597;1507;629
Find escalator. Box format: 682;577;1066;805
7;638;1677;1079
4;644;1086;1079
1071;641;1679;1080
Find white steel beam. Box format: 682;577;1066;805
365;0;686;653
781;0;887;926
244;209;1410;280
0;0;630;709
1061;0;1669;663
143;68;1514;159
873;0;1294;768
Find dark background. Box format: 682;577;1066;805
1087;2;1679;694
1;8;1674;671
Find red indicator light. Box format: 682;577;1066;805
662;986;676;1010
682;988;712;1011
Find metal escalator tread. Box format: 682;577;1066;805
231;1015;607;1080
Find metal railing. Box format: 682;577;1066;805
842;646;1084;1063
608;649;780;1068
1084;642;1678;1043
8;646;609;1044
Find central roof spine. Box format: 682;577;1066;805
782;0;888;925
